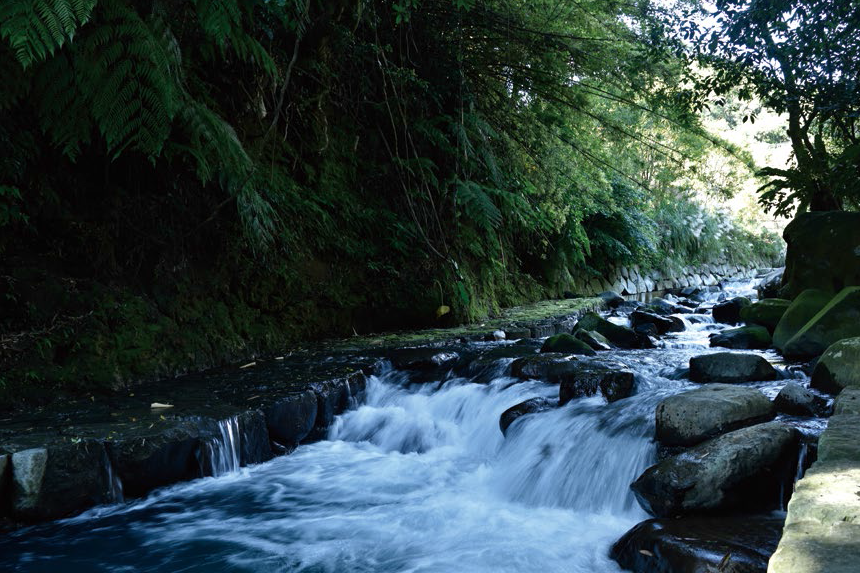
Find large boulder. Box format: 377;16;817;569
574;312;641;349
499;397;555;435
539;333;596;356
656;384;775;447
783;287;860;360
758;268;784;299
772;289;832;352
774;382;831;417
632;422;799;517
810;337;860;394
710;326;772;350
740;299;791;332
781;211;860;299
631;310;678;335
689;352;778;384
611;514;784;573
712;296;752;325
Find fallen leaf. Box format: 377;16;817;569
150;402;174;409
639;550;654;557
435;305;450;318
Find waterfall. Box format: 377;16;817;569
199;416;241;477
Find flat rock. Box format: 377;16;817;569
834;388;860;415
769;461;860;573
611;514;784;573
817;415;860;463
632;422;799;517
689;352;777;384
656;384;775;447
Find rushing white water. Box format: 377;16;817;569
1;277;807;572
199;416;242;477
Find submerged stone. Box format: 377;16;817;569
499;397;556;435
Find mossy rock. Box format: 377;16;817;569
710;326;772;350
574;329;611;351
811;337;860;394
575;312;639;349
773;289;832;352
783;287;860;360
540;333;596;356
739;299;791;333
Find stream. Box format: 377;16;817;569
0;281;816;572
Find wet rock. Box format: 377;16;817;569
634;323;659;337
539;333;596;356
11;441;114;522
783;287;860;359
308;373;367;439
772;289;831;352
757;268;784;299
810;337;860;394
656;384;775;447
387;348;460;371
237;410;273;466
689;352;777;384
631;311;675;335
263;390;318;449
632;422;799;517
740;299;791;332
574;312;641;349
648;298;691;315
636;333;657;349
712;296;752;325
599;291;625;308
774;382;830;417
610;514;784;573
107;421;203;498
573;329;611;351
781;211;860;299
558;362;635;405
499;397;556;435
709;326;771;350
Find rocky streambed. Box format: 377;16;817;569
0;274;834;572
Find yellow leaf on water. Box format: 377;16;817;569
150;402;173;409
435;305;451;318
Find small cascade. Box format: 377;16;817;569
104;456;125;504
794;439;811;485
200;416;241;477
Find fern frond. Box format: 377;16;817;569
456;180;502;233
73;0;179;157
0;0;97;67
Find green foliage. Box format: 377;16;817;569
0;0;97;67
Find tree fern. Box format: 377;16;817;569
0;0;97;67
455;180;502;233
72;0;179;158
